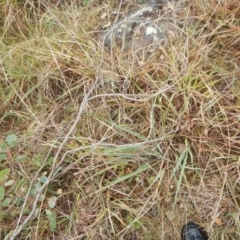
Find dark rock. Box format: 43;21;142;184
97;0;182;53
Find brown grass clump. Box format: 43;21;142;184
0;0;240;239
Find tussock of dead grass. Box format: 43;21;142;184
0;0;240;239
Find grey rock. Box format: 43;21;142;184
97;0;181;53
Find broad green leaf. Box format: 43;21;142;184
40;175;48;183
32;153;43;167
46;209;57;232
0;168;11;182
3;197;11;207
34;207;40;218
0;154;6;162
35;182;42;193
0;186;5;201
82;0;90;6
4;180;14;186
0;142;7;153
30;188;37;196
30;183;42;196
16;197;23;207
48;196;57;208
15;155;27;162
39;194;45;202
6;134;17;147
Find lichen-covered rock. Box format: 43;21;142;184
97;0;181;53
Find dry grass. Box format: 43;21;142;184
0;0;240;239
